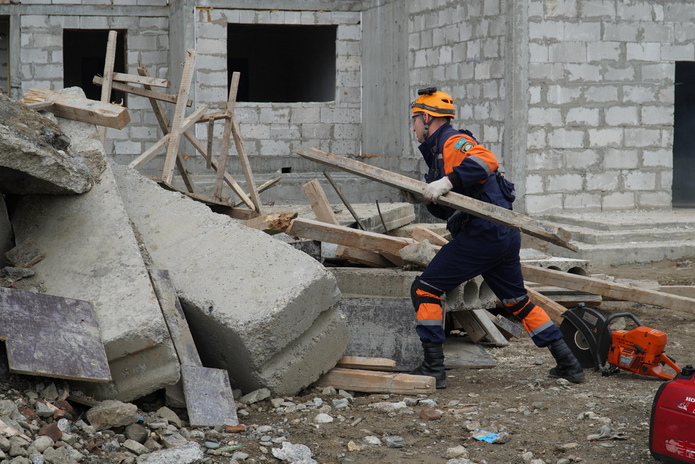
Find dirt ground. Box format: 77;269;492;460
2;260;693;464
229;260;695;464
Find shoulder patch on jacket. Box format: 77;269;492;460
453;139;475;153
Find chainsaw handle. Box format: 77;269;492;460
603;312;644;327
662;354;681;374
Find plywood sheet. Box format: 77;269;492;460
0;288;111;382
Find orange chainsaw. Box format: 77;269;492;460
560;305;681;380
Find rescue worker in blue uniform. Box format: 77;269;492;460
408;87;585;388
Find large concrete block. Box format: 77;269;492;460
0;92;94;195
111;163;348;396
329;267;499;312
338;297;421;371
12;145;179;401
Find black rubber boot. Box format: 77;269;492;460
411;342;447;389
548;338;585;383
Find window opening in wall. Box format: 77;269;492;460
0;17;9;95
227;24;336;103
673;61;695;207
63;29;127;105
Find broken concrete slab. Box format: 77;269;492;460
11;122;179;401
111;162;349;396
0;92;93;195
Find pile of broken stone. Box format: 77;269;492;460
0;379;375;464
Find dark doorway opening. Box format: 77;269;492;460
227;24;336;103
0;16;9;94
673;61;695;207
63;30;127;105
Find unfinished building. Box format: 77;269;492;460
1;0;694;213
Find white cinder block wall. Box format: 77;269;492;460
191;7;363;175
3;0;695;213
524;0;685;214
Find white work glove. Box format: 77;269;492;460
423;176;453;203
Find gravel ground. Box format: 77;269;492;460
0;260;692;464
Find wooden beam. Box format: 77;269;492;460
135;66;195;193
323;171;366;230
94;76;192;106
525;286;567;324
287;217;416;256
482;310;524;339
315;368;435;394
162;49;196;185
213;73;239;198
182;130;255;209
469;309;509;346
98;30;117;145
112;72;170;88
303;179;341;225
451;311;487;343
149;269;239;427
302;179;389;266
128;104;208;169
231;120;262;213
412;225;450;246
333;245;396;267
22;89;130;129
522;265;695;316
336;356;396;371
295;148;576;252
242;212;297;235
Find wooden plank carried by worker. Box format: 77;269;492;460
149;269;238;427
295;148;576;252
22;88;130;129
521;265;695;315
316;368;435;394
0;287;111;382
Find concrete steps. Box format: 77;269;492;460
530;209;695;268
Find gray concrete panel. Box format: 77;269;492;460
12;161;179;401
111;163;348;395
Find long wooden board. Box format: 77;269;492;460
287;217;416;256
316;368;436;394
0;288;111;382
521;265;695;315
23;88;130;129
336;356;396;371
149;269;238;427
296;148;576;252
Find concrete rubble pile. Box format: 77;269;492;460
0;91;349;404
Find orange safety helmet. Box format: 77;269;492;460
411;87;455;118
